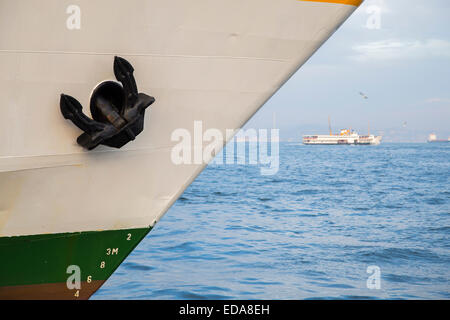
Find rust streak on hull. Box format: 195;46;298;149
0;280;105;300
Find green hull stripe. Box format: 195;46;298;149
0;227;151;288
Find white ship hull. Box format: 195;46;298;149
303;134;382;145
303;134;359;145
303;134;381;145
0;0;362;298
357;135;382;145
1;0;361;237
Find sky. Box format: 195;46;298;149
246;0;450;142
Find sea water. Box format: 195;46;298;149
93;143;449;299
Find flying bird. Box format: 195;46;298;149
359;92;368;99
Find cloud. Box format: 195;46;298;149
354;0;392;16
351;39;450;62
425;98;450;104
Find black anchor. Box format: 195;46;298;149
60;56;155;150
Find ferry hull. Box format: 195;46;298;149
303;134;381;145
0;0;362;298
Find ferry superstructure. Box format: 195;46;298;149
0;0;363;299
303;129;382;145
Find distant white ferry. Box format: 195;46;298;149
303;129;382;145
427;133;450;143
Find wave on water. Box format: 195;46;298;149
93;143;450;300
